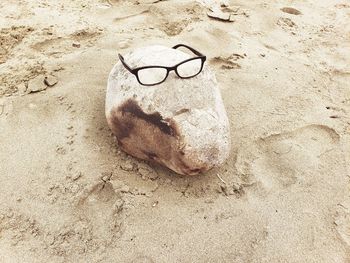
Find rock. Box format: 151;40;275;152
207;9;235;22
105;45;231;175
44;74;58;87
72;172;82;181
27;75;47;93
17;82;27;94
120;161;134;171
72;42;81;48
27;74;58;93
280;7;302;15
120;185;130;193
137;163;158;180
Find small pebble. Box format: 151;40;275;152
114;199;124;211
44;75;58;87
120;185;130;193
7;211;14;218
28;75;47;93
138;167;150;177
232;182;241;191
120;162;134;171
72;42;81;48
72;172;82;181
148;172;159;180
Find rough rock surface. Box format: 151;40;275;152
106;45;230;175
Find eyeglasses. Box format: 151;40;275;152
118;44;206;86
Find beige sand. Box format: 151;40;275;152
0;0;349;262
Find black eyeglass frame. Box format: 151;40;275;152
118;44;207;86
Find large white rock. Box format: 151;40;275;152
106;45;230;175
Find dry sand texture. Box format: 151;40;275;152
0;0;350;262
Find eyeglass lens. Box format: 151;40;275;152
176;58;203;78
137;67;168;85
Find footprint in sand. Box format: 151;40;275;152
277;17;297;30
36;176;127;256
210;53;245;69
76;177;126;243
252;124;340;192
334;202;350;247
148;2;202;36
31;28;102;57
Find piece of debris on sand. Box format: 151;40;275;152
207;9;235;22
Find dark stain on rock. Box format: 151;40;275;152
119;99;177;137
107;99;209;176
109;108;134;140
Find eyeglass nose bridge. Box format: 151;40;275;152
169;67;182;79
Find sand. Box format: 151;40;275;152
0;0;349;262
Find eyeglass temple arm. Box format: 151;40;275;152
118;54;133;73
172;44;205;57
